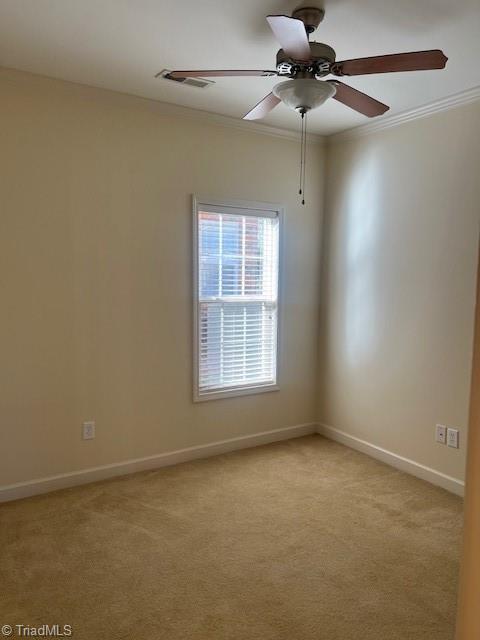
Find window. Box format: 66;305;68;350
193;198;282;401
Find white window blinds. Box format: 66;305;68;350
194;203;280;399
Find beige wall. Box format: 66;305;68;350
2;65;479;492
319;102;480;481
0;68;325;487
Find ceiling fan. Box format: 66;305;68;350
168;6;448;121
168;6;447;204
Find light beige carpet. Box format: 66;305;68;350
0;435;462;639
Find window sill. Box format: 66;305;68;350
193;383;279;403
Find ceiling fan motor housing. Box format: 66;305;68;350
276;42;336;77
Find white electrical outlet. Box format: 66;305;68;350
435;424;447;444
82;421;95;440
447;428;459;449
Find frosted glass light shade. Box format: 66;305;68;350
273;79;336;112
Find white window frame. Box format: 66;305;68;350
192;196;284;402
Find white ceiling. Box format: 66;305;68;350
0;0;479;135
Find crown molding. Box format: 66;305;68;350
6;66;480;147
329;85;480;144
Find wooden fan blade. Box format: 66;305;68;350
168;70;277;79
243;93;281;120
332;50;448;76
328;81;389;117
266;15;311;61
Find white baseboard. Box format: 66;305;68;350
0;422;317;503
317;423;465;497
3;421;463;503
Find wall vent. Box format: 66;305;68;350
155;69;215;89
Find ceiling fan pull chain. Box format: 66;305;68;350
299;111;305;197
302;111;307;206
